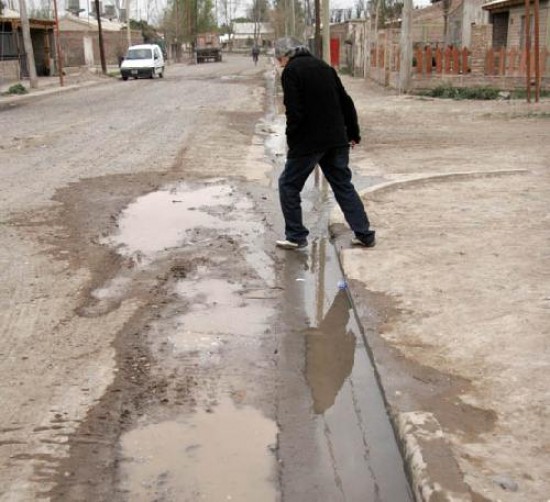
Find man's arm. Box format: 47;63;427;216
332;69;361;144
281;67;305;143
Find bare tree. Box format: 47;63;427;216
430;0;452;46
248;0;269;44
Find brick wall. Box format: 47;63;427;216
470;24;492;75
508;8;523;48
60;30;143;67
0;60;20;85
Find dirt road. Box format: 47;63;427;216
1;56;411;501
0;56;277;500
3;53;549;502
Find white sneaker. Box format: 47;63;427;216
276;239;308;250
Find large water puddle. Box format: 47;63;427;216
119;398;278;501
105;180;280;499
105;182;254;262
95;180;275;307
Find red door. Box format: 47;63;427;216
330;38;340;68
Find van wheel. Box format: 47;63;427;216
159;67;164;78
122;75;128;81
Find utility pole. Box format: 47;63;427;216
322;0;330;64
94;0;107;74
126;0;131;47
52;0;64;86
19;0;38;88
533;0;540;102
398;0;412;93
524;0;531;102
289;0;296;36
314;0;321;57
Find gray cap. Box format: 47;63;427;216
274;37;309;59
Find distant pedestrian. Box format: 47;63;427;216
252;45;260;65
274;37;375;250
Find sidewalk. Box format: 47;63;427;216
0;67;117;105
331;78;550;501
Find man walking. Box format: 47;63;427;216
252;45;260;65
274;37;375;250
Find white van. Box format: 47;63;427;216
120;44;165;80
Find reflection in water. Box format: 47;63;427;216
305;290;355;414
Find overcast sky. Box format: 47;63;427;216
14;0;432;25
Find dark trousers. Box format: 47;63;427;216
278;146;375;244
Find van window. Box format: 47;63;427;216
126;48;153;60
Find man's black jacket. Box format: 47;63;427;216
281;51;361;158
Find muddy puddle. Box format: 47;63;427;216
93;179;275;308
104;182;257;263
119;398;277;501
101;180;273;283
96;178;280;500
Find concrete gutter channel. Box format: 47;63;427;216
325;182;463;502
330;186;471;502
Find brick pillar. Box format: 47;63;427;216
470;24;493;75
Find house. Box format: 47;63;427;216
231;22;275;49
58;13;142;67
482;0;550;49
0;8;55;81
409;0;488;47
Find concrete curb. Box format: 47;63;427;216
361;168;529;195
331;168;529;229
397;412;471;502
330;168;530;502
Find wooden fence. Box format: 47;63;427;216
414;46;470;75
485;46;549;76
370;45;550;78
412;46;549;77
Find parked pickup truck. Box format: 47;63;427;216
195;33;222;63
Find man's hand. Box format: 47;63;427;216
350;140;358;149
